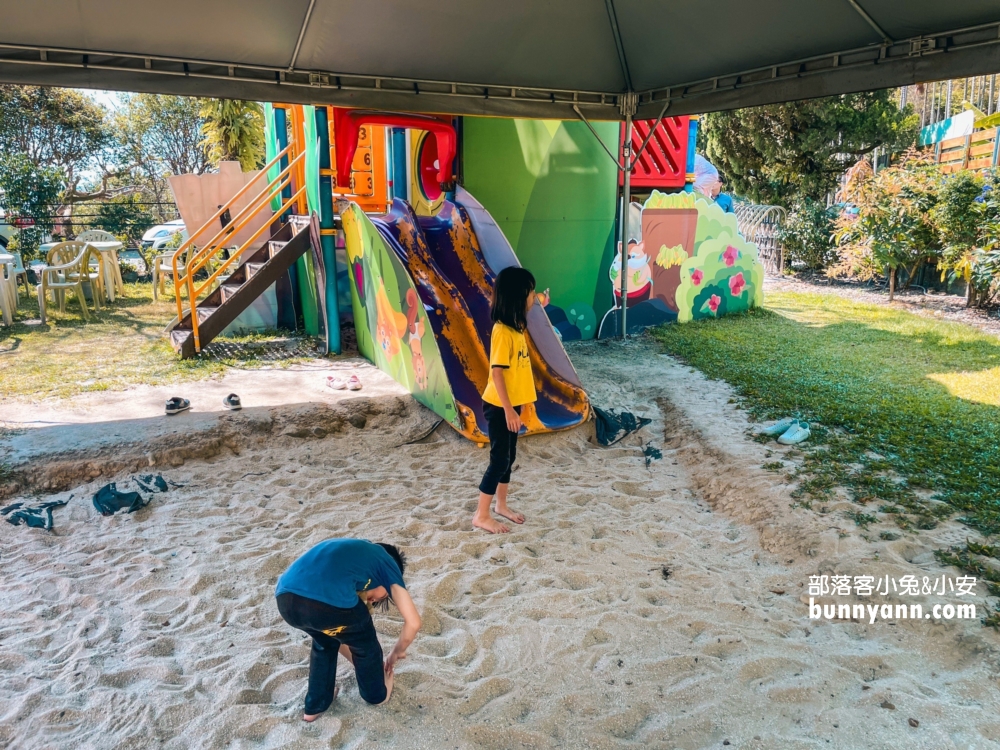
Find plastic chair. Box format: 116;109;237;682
37;242;104;323
153;248;181;302
0;255;16;326
77;230;125;301
9;251;30;299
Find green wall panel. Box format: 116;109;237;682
462;117;619;323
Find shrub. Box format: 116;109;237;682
832;150;941;300
777;199;838;270
934;171;1000;307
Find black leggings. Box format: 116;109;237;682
276;593;386;713
479;402;521;495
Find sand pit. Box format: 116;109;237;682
2;339;999;749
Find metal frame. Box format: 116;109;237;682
734;204;787;276
2;20;1000;120
633;19;1000;119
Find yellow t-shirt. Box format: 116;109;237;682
481;323;537;407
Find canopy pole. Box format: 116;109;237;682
288;0;317;71
636;101;669;157
619;92;637;340
573;104;624;170
845;0;893;45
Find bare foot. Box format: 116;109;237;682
472;515;510;534
494;504;524;524
303;687;339;721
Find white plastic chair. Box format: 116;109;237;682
77;229;125;301
9;251;30;299
0;255;16;326
37;241;104;323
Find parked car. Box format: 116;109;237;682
140;219;186;253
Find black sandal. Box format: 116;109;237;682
165;397;190;415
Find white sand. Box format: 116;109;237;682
2;339;999;749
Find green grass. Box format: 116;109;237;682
652;292;1000;537
0;282;320;403
654;291;1000;625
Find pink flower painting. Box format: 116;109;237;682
691;269;704;285
722;245;739;267
729;272;746;297
707;294;721;313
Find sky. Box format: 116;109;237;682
86;90;121;110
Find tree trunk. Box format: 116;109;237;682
888;267;896;302
966;281;976;308
901;259;923;290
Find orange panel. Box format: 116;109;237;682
327;113;389;212
352;146;374;173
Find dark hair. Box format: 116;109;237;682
377;542;407;579
491;267;536;332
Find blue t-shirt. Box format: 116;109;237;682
715;193;734;213
276;538;405;609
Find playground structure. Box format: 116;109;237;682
166;105;765;440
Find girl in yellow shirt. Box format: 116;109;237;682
475;267;549;534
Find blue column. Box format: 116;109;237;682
390;128;408;203
275;107;292;213
315;106;341;354
685;116;699;193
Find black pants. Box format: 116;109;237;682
479;402;521;495
276;593;386;712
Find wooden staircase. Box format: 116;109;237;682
169;215;312;358
167;131;312;358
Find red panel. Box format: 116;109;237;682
417;133;443;201
332;108;456;190
619;116;690;189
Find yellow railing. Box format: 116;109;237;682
171;146;305;352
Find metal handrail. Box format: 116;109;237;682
192;184;301;299
171;151;304;327
169;144;291;320
184;154;302;272
183;165;296;282
185;186;305;352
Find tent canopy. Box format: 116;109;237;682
1;1;999;119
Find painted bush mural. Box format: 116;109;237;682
597;190;764;336
675;199;764;323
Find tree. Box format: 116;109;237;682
110;93;209;224
933;171;1000;307
96;194;155;247
832;150;941;301
704;91;919;207
199;99;265;171
0;153;64;257
0;85;111;197
115;93;210;179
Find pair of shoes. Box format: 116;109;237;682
165;394;242;415
326;374;362;391
758;417;810;444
